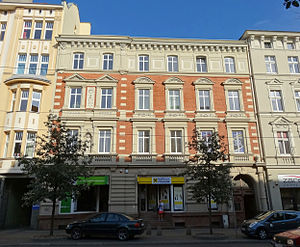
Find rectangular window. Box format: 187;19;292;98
0;23;6;41
168;56;178;72
287;43;295;50
264;42;272;48
67;129;78;147
224;57;235;73
103;53;113;70
3;132;10;158
139;55;149;71
19;90;29;111
101;88;112;109
44;22;53;40
295;91;300;111
25;132;36;157
232;130;245;153
169;89;180;110
22;21;32;39
198;90;210;110
33;21;42;39
10;92;16;111
17;54;27;74
138;130;150;153
201;130;212;141
277;131;291;155
31;91;41;112
138;89;150;110
73;53;84;69
270;90;283;112
40;55;49;76
69;88;81;108
196;57;207;72
265;56;277;73
288;56;300;74
170;130;182;153
13;132;23;157
98;130;111;153
228;90;240;111
29;54;38;75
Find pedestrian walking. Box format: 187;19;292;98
158;200;164;221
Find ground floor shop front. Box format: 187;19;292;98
37;166;268;230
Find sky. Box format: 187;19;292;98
35;0;300;40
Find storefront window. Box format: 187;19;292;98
173;186;184;211
74;186;97;212
281;188;300;211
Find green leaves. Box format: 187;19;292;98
284;0;300;9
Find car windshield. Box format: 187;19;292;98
254;211;273;220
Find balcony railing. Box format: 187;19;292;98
164;154;187;163
89;154;117;164
131;154;156;163
230;154;253;164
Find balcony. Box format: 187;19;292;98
131;154;157;163
164;154;188;163
89;154;117;165
229;154;254;164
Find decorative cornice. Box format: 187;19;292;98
223;78;243;85
265;78;283;85
193;78;214;85
133;77;155;85
163;77;184;85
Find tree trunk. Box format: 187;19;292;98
208;168;213;235
50;198;56;236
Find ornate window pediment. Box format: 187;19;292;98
64;73;86;82
223;78;243;86
133;77;155;85
95;75;118;83
265;78;283;85
290;78;300;88
163;77;184;85
270;116;293;126
193;78;214;85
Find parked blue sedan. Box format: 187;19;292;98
66;212;145;240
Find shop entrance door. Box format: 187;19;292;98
98;185;109;212
146;185;170;211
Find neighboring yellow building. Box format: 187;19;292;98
0;0;90;228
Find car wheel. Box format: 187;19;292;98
71;227;82;240
118;228;129;241
257;228;268;240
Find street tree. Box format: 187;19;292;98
18;114;92;236
182;130;232;234
284;0;299;8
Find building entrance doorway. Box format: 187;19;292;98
233;174;258;224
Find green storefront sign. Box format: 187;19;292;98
60;176;108;213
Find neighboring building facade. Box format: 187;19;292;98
41;34;268;229
0;0;90;228
241;30;300;212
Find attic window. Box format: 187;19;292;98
49;10;53;15
39;10;42;14
28;9;31;14
264;42;272;49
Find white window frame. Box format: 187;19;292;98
33;21;43;39
3;132;10;158
29;54;38;75
40;55;49;76
67;129;79;148
288;56;300;74
164;77;184;112
100;88;113;109
265;55;277;74
73;53;84;69
17;54;27;74
287;43;295;50
167;56;178;72
10;91;16;112
198;90;210;111
168;89;181;111
277;131;291;155
138;130;150;153
295;91;300;112
224;57;236;73
232;130;246;154
139;55;149;71
228;90;240;111
25;132;36;157
31;91;41;112
138;89;150;110
13;132;23;157
22;20;32;39
44;22;53;40
19;89;29;111
270;90;284;112
170;130;183;153
196;56;207;72
69;87;82;109
98;130;111;153
103;53;113;70
0;22;6;41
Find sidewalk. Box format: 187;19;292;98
0;227;268;246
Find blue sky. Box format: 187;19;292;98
37;0;300;40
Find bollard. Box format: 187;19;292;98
157;226;162;236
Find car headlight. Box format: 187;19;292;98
66;224;71;229
249;222;257;228
287;239;294;245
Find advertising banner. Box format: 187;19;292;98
278;175;300;188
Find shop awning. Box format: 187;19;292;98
77;176;109;185
137;176;184;184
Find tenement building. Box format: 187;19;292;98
43;34;268;229
0;0;90;228
241;30;300;212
